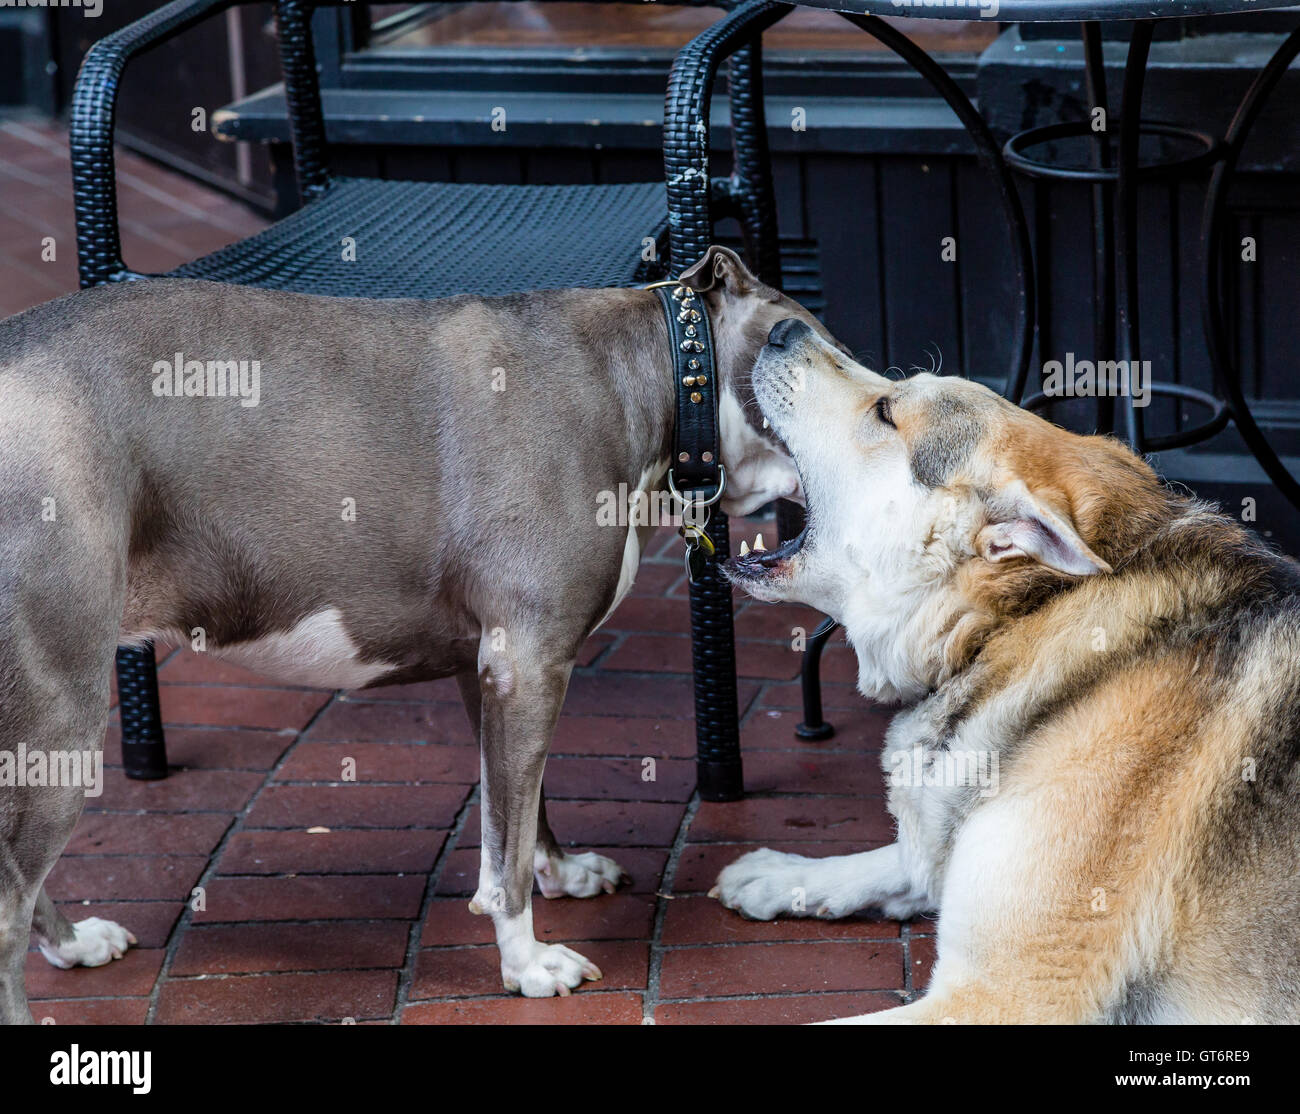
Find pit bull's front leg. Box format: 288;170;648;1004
456;673;629;904
464;630;603;997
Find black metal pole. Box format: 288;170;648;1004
796;618;838;742
1083;21;1117;437
838;12;1035;405
1202;26;1300;509
1115;20;1153;452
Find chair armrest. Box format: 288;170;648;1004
664;0;793;276
70;0;252;286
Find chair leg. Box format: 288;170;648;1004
691;512;743;801
797;617;837;741
115;645;169;780
773;500;834;740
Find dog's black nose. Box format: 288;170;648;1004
767;318;809;350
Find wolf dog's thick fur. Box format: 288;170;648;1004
717;317;1300;1024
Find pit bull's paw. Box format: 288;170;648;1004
503;943;603;998
710;848;824;921
535;850;629;899
39;917;137;969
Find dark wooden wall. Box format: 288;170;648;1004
36;9;1300;543
321;136;1300;468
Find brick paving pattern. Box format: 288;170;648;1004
3;118;929;1024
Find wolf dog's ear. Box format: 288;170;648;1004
976;481;1112;577
677;245;758;296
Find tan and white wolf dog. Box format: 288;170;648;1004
715;317;1300;1024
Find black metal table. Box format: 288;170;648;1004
768;0;1300;738
802;0;1295;18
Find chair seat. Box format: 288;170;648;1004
171;177;670;298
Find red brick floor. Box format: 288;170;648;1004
0;116;268;315
5;117;928;1024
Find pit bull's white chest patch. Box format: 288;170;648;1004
210;607;395;689
593;459;668;632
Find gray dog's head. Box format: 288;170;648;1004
677;246;850;516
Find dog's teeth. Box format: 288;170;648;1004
762;416;770;429
754;534;766;552
740;540;750;556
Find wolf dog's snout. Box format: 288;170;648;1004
766;317;809;349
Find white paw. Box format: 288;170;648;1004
713;847;869;920
39;917;136;969
710;848;820;920
503;942;603;998
535;849;629;899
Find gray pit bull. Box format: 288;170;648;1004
0;245;844;1021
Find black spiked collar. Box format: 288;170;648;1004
653;282;723;505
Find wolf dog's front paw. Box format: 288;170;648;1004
503;942;603;997
709;848;822;920
535;850;629;899
39;917;137;969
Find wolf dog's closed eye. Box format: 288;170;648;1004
716;316;1300;1024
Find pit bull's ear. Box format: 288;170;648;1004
677;245;757;296
976;482;1111;577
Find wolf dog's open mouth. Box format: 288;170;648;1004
727;526;807;582
726;409;809;582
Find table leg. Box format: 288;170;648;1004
839;12;1036;405
1083;21;1117;438
1202;26;1300;509
1115;20;1154;452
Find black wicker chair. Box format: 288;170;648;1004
71;0;797;799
